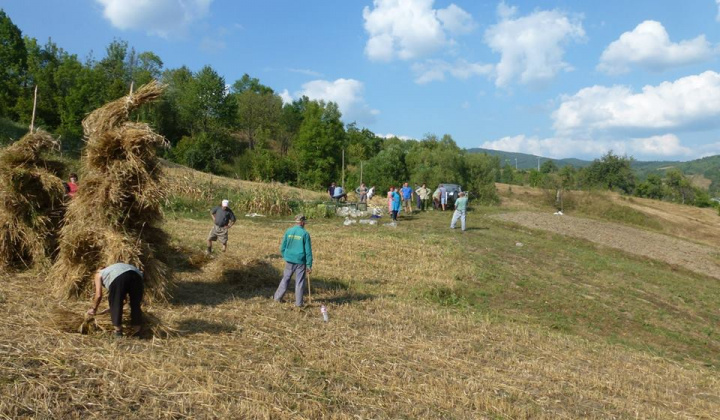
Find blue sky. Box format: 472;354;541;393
3;0;720;161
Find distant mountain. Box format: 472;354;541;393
467;147;720;193
466;148;591;170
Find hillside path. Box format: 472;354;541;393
492;211;720;280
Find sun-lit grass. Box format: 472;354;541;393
1;180;719;418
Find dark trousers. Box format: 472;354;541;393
391;210;398;221
108;271;144;327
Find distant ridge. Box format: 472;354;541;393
466;148;591;170
467;147;720;193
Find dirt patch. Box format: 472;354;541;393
492;211;720;280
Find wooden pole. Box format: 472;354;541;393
129;81;134;95
30;85;38;132
360;161;363;185
341;149;345;189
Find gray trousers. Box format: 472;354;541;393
450;209;466;231
273;262;306;306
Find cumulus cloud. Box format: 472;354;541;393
96;0;212;38
362;0;475;61
411;59;493;84
278;89;293;105
553;71;720;136
290;79;380;124
480;135;617;159
377;133;414;140
481;133;695;160
598;21;716;74
436;4;476;34
484;2;585;87
630;134;692;157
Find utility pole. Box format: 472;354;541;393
360;161;363;185
341;149;345;189
515;158;518;170
537;158;540;171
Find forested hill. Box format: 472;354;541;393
466;148;591;170
468;147;720;177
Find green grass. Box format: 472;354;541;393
328;207;720;367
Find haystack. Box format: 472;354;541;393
0;129;66;270
50;81;171;301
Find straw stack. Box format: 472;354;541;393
0;129;65;270
50;81;172;301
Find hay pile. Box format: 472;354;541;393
47;304;175;338
0;129;65;270
50;81;172;300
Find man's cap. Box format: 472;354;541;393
295;214;307;222
221;199;229;206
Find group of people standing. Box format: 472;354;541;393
384;183;467;229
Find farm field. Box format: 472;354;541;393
1;175;719;419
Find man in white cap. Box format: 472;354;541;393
207;199;236;253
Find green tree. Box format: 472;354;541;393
291;100;345;187
540;159;558;174
581;151;636;193
0;9;27;118
232;84;282;150
665;168;694;205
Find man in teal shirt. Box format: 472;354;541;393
450;191;468;231
273;214;313;307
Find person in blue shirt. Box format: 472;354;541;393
273;214;313;307
400;182;413;212
390;186;401;222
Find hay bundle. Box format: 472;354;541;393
50;81;172;301
47;305;175;338
0;129;65;269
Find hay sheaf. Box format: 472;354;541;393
0;129;65;270
50;81;172;301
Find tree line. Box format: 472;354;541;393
0;9;500;201
498;151;716;208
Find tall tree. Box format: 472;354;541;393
0;9;27;118
292;100;345;187
232;79;282;150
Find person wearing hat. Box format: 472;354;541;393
207;199;236;253
273;214;313;307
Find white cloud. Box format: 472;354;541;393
96;0;212;38
412;59;493;84
630;134;692;157
292;79;380;123
553;71;720;136
598;21;715;74
377;133;414;140
484;2;585;87
480;135;617;159
481;133;697;160
362;0;475;61
436;4;476;34
288;68;324;78
278;89;293;105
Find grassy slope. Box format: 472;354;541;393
1;174;719;418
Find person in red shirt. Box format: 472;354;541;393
66;173;79;198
